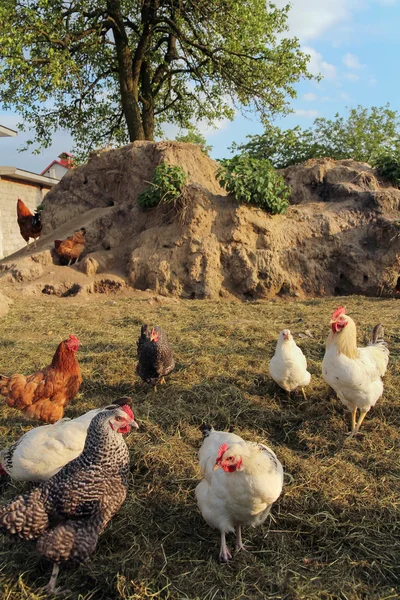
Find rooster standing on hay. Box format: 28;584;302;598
322;306;389;437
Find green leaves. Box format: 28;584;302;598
0;0;315;159
137;162;188;209
216;154;290;215
233;104;400;169
175;128;213;156
373;151;400;187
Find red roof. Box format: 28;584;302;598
40;154;73;176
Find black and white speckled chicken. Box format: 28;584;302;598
0;398;138;596
136;325;175;389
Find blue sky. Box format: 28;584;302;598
0;0;399;171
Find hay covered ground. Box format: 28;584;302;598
0;295;399;600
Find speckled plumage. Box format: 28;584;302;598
0;406;131;568
136;324;175;385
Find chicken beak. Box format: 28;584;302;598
131;420;139;430
213;463;221;471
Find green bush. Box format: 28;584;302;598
216;154;291;214
137;162;188;209
373;151;400;187
233;104;400;168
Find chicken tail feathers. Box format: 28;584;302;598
17;198;33;218
199;423;213;438
0;374;9;393
369;324;388;348
0;488;49;540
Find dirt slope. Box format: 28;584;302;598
0;142;399;300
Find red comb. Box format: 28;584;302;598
332;306;346;320
68;334;79;342
216;443;229;463
121;405;134;420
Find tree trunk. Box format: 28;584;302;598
107;0;145;141
141;60;155;140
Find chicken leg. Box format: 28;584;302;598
219;531;232;562
160;377;166;385
235;525;245;552
350;409;357;433
348;409;368;438
301;387;307;401
42;564;71;597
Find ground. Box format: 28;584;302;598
0;295;399;600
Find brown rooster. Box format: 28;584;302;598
17;197;42;249
0;334;82;423
54;227;86;265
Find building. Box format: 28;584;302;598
0;167;58;259
0;124;17;138
41;151;73;180
0;126;59;259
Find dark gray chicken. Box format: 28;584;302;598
0;398;138;596
136;325;175;388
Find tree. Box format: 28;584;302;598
233;104;400;168
175;127;212;156
0;0;314;158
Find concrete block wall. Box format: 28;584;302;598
0;179;50;259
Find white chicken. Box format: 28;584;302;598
269;329;311;399
195;424;283;562
0;407;103;481
322;306;389;437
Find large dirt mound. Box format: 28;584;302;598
1;142;399;300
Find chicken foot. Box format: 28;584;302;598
219;531;232;563
41;564;71;597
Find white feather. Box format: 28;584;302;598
322;342;389;412
195;428;283;535
0;408;102;481
269;329;311;392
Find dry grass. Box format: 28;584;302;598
0;295;399;600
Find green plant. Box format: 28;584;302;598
217;154;291;214
137;162;188;210
373;150;400;187
175;127;213;156
233;104;400;168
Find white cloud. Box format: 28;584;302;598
342;52;365;69
339;92;351;101
274;0;362;42
302;46;337;80
303;92;318;101
294;109;320;118
344;72;360;81
369;75;378;85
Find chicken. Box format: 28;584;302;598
269;329;311;399
136;324;175;388
322;306;389;437
0;398;138;596
17;197;42;250
0;407;104;481
0;334;82;424
54;227;86;265
195;424;283;562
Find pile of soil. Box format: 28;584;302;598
1;142;399;300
